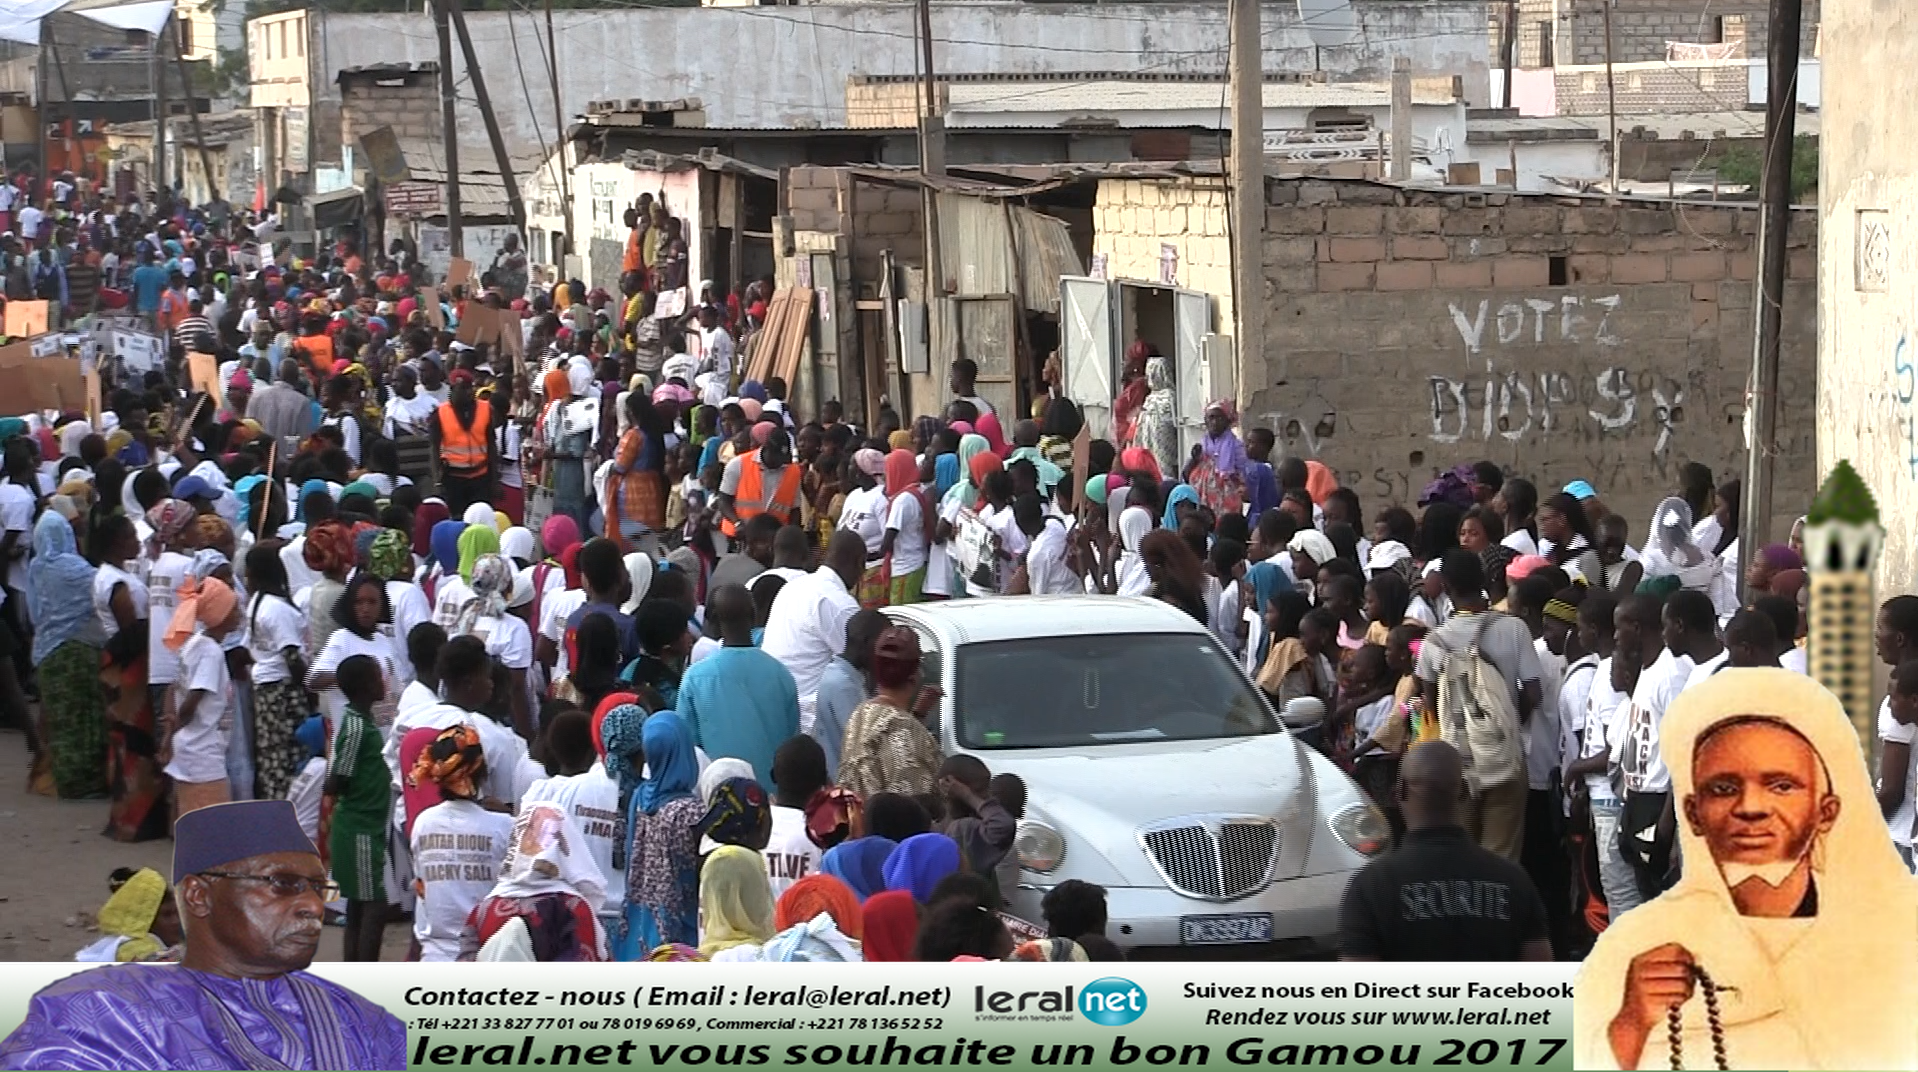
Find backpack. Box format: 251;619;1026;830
1432;612;1525;795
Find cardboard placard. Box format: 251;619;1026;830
422;285;444;330
446;258;474;289
187;352;224;408
455;303;496;347
113;331;164;373
4;300;49;339
655;287;687;320
0;342;83;412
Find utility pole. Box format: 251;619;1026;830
434;0;462;258
546;0;573;261
1389;58;1411;181
447;0;527;234
1739;0;1804;589
1500;0;1518;109
916;0;944;297
153;23;168;201
171;33;219;206
1603;0;1618;190
1227;0;1267;390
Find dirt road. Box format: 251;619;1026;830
0;727;410;963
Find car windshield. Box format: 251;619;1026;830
953;632;1279;749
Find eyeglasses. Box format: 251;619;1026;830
197;872;339;900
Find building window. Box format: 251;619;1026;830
1308;108;1369;133
1536;22;1553;67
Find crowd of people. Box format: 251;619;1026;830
0;170;1867;969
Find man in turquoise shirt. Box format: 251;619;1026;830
678;584;800;788
130;249;168;316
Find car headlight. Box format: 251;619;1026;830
1329;802;1391;857
1015;820;1066;872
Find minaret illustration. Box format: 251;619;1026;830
1804;460;1885;749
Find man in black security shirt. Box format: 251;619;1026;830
1339;741;1554;961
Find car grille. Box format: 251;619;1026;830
1140;819;1279;901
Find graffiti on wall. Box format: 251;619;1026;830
1427;293;1685;455
1894;331;1918;480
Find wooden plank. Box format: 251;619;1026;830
770;286;815;389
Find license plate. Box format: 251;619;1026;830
1180;913;1273;945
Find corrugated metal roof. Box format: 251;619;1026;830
947;78;1460;117
936;192;1083;312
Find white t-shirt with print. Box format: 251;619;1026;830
411;799;515;961
1582;658;1630;804
0;481;33;596
165;633;231;784
765;805;821;900
146;551;193;685
837;486;887;559
1616;649;1693;796
245;594;305;684
884;492;928;576
540;588;587;679
92;563;148;640
521;766;623;910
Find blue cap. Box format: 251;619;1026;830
1563;480;1598;501
173;475;211;501
172;800;319;883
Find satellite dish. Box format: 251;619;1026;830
1297;0;1361;50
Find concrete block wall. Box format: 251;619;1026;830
783;167;926;287
1562;0;1819;66
340;80;440;151
1091;178;1236;338
1250;177;1816;535
1554;62;1749;115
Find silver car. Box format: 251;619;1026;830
884;595;1390;959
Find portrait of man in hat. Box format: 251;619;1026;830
1574;669;1918;1070
0;800;406;1071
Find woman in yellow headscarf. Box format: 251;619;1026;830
698;845;776;961
75;868;183;964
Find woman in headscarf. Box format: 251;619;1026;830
610;390;668;553
433;523;499;628
860;889;919;963
499;526;536;568
1643;495;1720;592
459;801;609;962
537;363;594;534
839;628;943;800
775;874;863;940
411;499;450;561
302;519;355;658
759;908;864;963
1132;356;1179;479
75;867;182;964
32;511;108;799
1107;505;1154;597
698;844;778;961
870;448;929;608
882;832;961;904
160;575;243;816
623;711;704;959
1190;399;1248;516
697;776;773;851
1111;340;1154;448
424;518;465;605
1119;445;1164;489
1037;397;1083;475
408;724;512;962
821;836;899;902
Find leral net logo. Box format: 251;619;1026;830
1079;977;1147;1026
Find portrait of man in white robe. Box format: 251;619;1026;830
1575;668;1918;1070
